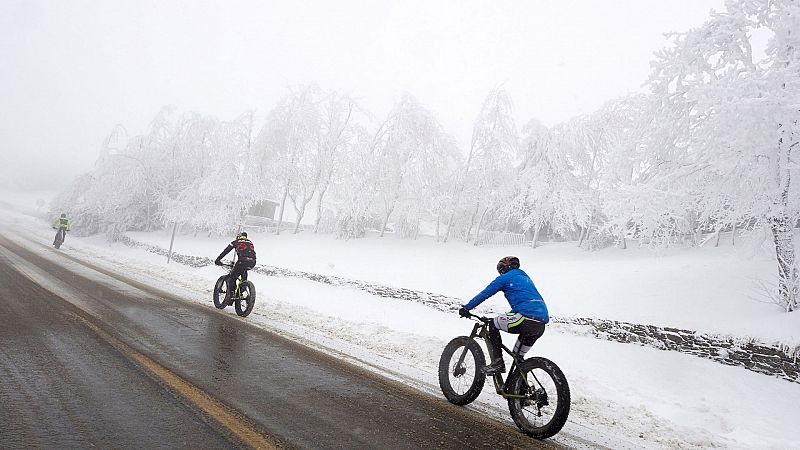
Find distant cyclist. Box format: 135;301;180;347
52;213;72;245
214;231;257;291
459;256;549;375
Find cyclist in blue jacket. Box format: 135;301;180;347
459;256;549;375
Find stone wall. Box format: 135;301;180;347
555;318;799;383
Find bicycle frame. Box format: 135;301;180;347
455;315;538;399
224;263;245;298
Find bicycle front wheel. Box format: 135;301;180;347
506;357;570;439
234;280;255;317
213;275;229;309
438;336;486;406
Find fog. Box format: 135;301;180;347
0;0;723;189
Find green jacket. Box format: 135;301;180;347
53;217;72;231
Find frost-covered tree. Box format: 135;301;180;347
394;112;460;240
75;111;178;237
161;112;259;233
445;88;519;243
371;94;456;238
649;0;800;310
57;108;263;237
255;86;322;234
549;113;610;248
311;91;358;233
503;120;574;247
329;125;378;239
589;94;696;249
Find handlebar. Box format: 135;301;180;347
461;310;491;324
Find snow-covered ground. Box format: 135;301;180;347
124;225;800;346
2;192;799;449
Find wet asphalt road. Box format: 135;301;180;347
0;238;235;449
0;232;557;449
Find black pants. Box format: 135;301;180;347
229;259;255;291
487;313;546;362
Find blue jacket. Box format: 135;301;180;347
463;269;549;323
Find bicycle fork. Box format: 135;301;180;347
453;323;482;378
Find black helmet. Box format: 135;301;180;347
497;256;520;274
60;213;66;218
236;231;248;240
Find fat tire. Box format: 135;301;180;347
213;275;229;309
234;280;255;317
506;357;570;439
54;230;63;249
438;336;486;406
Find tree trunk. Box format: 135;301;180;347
731;223;736;246
619;229;627;250
578;210;594;248
291;194;313;234
313;186;329;233
443;208;456;243
714;227;722;247
380;211;391;237
473;207;489;246
444;139;478;243
293;211;304;233
379;193;398;237
435;215;441;242
293;216;303;233
531;225;541;249
687;211;700;246
577;226;586;247
465;202;481;243
771;124;798;311
771;215;798;312
275;183;289;235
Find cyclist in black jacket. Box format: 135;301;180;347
214;232;257;291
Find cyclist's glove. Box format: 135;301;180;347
458;307;471;318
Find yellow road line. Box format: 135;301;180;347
76;315;280;450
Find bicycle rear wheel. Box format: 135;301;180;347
438;336;486;406
506;357;570;439
234;280;255;317
213;275;229;309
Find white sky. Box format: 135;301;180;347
0;0;724;188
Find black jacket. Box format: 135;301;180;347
215;238;256;263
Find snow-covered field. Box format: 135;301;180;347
2;193;799;449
